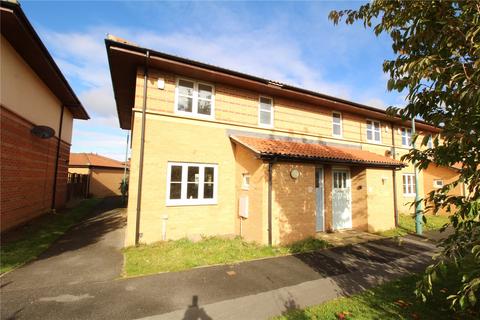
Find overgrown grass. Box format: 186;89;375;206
378;214;450;237
123;236;330;276
274;270;478;320
0;198;101;274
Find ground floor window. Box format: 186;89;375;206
166;162;218;206
402;174;416;196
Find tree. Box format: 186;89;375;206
329;0;479;311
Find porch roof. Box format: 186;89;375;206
231;135;405;168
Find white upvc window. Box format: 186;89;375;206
427;136;433;148
258;96;273;127
166;162;218;206
401;127;412;147
175;78;214;118
402;174;416;196
332;111;342;137
241;173;250;190
433;179;444;188
366;119;381;143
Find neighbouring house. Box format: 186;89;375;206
0;0;89;231
69;153;128;198
105;35;461;246
423;163;465;215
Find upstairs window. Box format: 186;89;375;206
167;162;218;206
402;174;416;196
242;173;250;190
258;96;273;127
175;78;214;118
332;112;342;137
401;128;412;147
434;179;444;188
427;136;433;148
366;120;381;143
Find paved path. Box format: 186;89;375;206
1;214;437;320
1;197;126;290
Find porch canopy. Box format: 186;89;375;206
231;135;405;169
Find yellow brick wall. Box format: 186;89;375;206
271;163;316;245
133;67;437;154
351;167;368;231
68;167;90;175
125;66;443;246
125;112;238;246
366;168;396;232
234;144;267;243
423;164;462;215
90;168;124;198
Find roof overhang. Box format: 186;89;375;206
0;0;89;120
231;135;405;169
105;35;439;132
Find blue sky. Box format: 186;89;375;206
22;0;404;160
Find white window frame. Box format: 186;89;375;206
433;179;444;188
402;173;416;196
332;111;343;137
258;96;274;128
427;136;433;148
401;127;412;147
166;162;218;206
241;173;250;190
366;119;382;143
174;77;215;119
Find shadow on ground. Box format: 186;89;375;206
36;197;126;260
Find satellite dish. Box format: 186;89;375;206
31;125;55;139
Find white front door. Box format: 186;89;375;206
315;167;324;232
332;169;352;230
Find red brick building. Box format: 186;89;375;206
0;0;89;231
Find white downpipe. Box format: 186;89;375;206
239;217;243;238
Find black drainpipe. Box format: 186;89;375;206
135;50;150;245
51;105;64;212
267;159;275;246
391;122;399;226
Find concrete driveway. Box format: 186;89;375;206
0;197;126;291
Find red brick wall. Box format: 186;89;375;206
1;106;70;231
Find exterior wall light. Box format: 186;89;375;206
290;168;300;179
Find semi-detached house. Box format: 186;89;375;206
105;35;461;246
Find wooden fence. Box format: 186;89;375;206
67;173;89;201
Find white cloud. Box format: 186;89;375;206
71;122;128;161
363;98;386;110
79;85;117;117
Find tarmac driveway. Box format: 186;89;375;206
1;215;438;320
0;197;126;291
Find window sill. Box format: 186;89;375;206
166;200;218;207
174;110;215;120
259;125;274;129
403;194;416;197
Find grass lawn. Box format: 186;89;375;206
274;271;479;320
123;236;330;276
0;198;101;274
378;214;450;237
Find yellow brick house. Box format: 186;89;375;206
105;35;447;247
